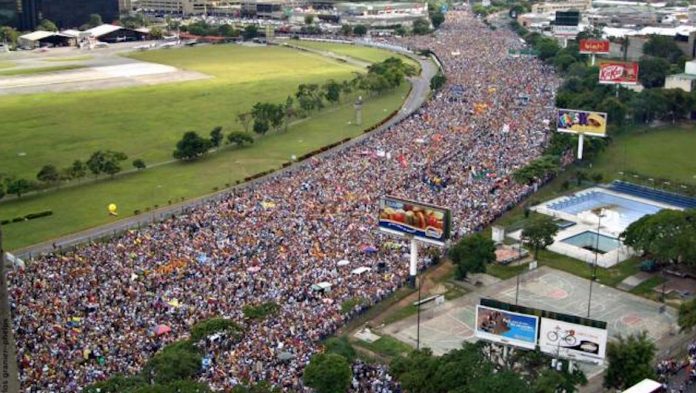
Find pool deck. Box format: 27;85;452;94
528;187;682;267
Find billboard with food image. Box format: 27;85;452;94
557;109;607;137
539;318;608;364
378;196;451;244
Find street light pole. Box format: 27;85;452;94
416;273;422;350
587;209;603;318
515;240;521;305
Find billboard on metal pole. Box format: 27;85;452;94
538;318;608;364
378;196;451;245
599;62;639;85
557;108;608;137
475;305;539;350
579;39;610;54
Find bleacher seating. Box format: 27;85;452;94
608;181;696;210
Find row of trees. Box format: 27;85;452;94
0;150;141;201
235;57;414;139
173;126;254;161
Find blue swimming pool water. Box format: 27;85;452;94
561;231;621;253
548;191;662;227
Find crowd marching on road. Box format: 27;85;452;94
7;10;559;392
657;340;696;393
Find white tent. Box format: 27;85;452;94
351;267;371;275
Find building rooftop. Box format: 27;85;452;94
85;24;124;37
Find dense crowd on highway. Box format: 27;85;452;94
7;10;557;392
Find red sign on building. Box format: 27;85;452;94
599;62;639;85
579;39;610;54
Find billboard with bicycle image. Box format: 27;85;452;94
538;318;608;364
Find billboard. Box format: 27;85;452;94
599;62;639;85
539;318;608;364
579;39;610;54
475;305;539;349
553;25;580;37
557;109;608;137
378;196;451;244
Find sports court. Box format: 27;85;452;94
383;266;678;360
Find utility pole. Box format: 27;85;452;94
587;209;603;318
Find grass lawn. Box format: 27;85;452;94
42;55;93;62
288;40;420;71
0;44;366;179
593;126;696;185
1;83;409;250
487;251;641;288
353;335;413;358
0;65;85;76
630;275;667;297
0;61;15;69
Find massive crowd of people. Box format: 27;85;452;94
7;10;558;392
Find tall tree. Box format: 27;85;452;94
69;160;87;182
412;18;431;35
678;298;696;332
643;35;684;64
521;215;559;259
352;24;367;36
38;19;58;32
638;57;670;88
6;178;33;198
243;25;258;40
227;132;254;146
210;126;224;148
36;164;60;185
448;233;496;279
132;159;146;170
322;80;341;105
303;353;351;393
621;209;696;266
237;112;252;133
661;88;695;123
604;332;656;390
173;131;212;160
0;26;19;47
87;13;103;28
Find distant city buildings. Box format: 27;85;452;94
0;0;123;29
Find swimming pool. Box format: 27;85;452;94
547;191;663;231
561;231;621;254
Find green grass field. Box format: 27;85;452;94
0;43;411;250
0;61;15;69
0;65;85;76
0;45;364;179
593;126;696;185
289;40;419;70
42;55;93;62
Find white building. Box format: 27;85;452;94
665;60;696;92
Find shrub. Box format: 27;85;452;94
243;302;280;320
190;318;243;341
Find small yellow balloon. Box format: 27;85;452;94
108;203;118;216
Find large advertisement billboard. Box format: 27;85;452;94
557;109;608;137
378;197;451;244
599;62;639;85
579;39;610;54
475;305;539;349
539;318;608;364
